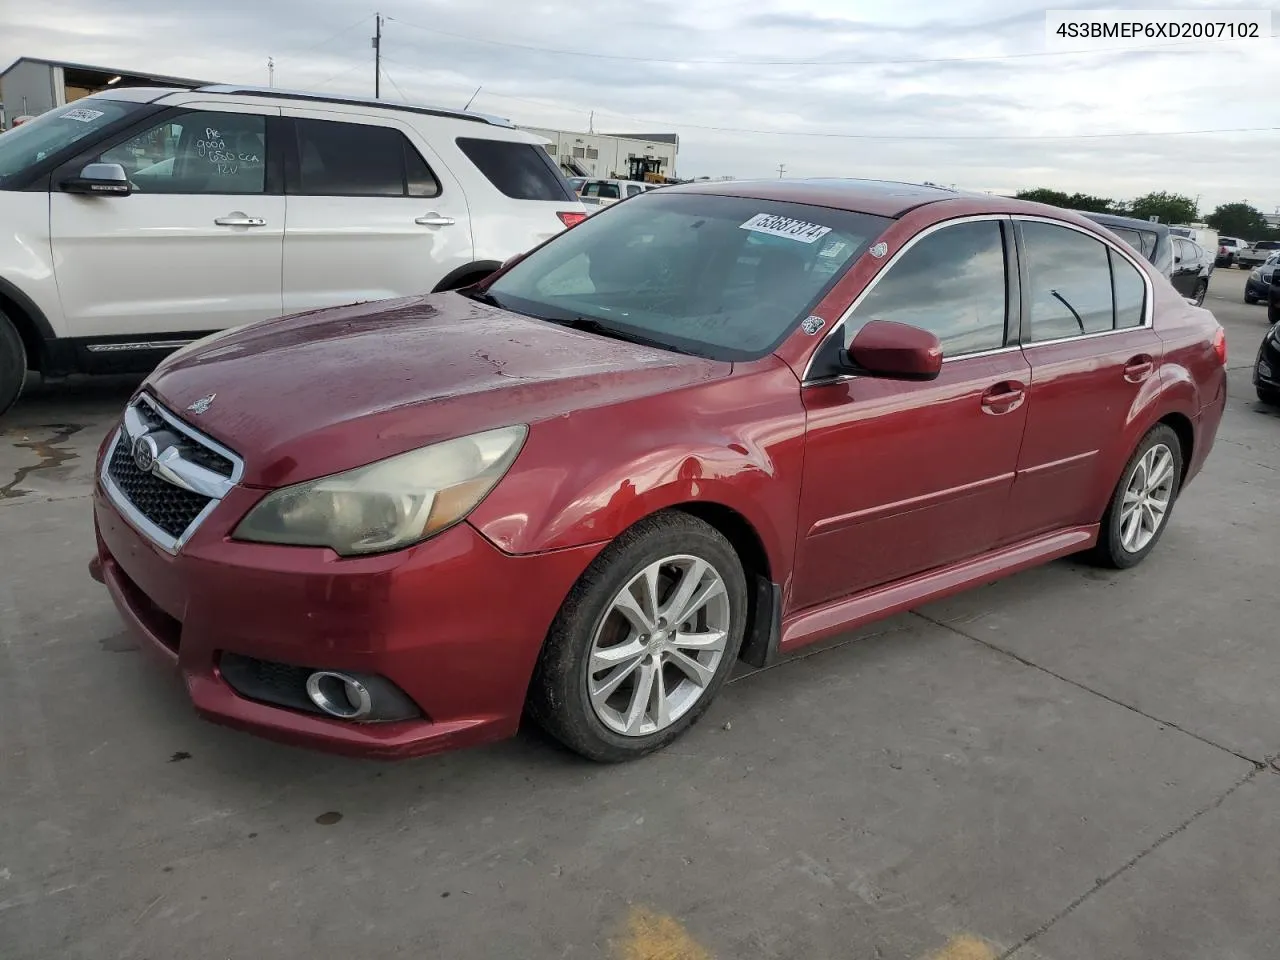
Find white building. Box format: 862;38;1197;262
0;56;205;128
520;126;679;181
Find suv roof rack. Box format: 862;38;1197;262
195;85;515;127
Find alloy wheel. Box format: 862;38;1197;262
1119;442;1176;553
586;555;730;737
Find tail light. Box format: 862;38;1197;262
1212;327;1227;366
1218;245;1227;255
557;211;587;228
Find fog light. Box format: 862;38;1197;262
306;671;373;720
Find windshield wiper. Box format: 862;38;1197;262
554;316;687;354
464;288;504;308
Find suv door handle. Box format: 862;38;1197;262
415;213;455;226
214;214;266;227
980;380;1026;415
1123;355;1155;383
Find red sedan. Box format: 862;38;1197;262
90;180;1227;762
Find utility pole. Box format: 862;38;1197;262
372;14;382;98
777;163;786;178
589;110;594;134
267;57;274;87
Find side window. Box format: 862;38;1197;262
99;111;265;194
293;118;440;197
455;137;573;201
626;184;643;197
1112;249;1146;329
1021;221;1114;342
843;219;1007;357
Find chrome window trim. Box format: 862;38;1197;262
101;394;245;556
1015;213;1156;335
800;214;1011;384
800;211;1158;385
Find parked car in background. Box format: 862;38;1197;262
1244;252;1280;304
1215;236;1247;267
1168;226;1218;257
0;85;587;416
91;180;1226;762
1079;211;1173;278
1255;318;1280;405
1170;236;1214;305
1237;240;1280;270
579;177;661;212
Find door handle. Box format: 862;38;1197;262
1123;355;1155;383
214;214;266;227
980;380;1026;415
415;213;455;226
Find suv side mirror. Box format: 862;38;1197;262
62;162;132;197
845;320;943;381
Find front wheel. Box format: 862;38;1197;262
0;310;27;417
1091;424;1183;569
528;512;747;762
1245;293;1258;305
1258;386;1280;407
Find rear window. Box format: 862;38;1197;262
456;137;573;201
584;181;621;199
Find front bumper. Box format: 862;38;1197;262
1255;333;1280;391
92;474;603;759
1246;276;1272;301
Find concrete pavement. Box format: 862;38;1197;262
1;268;1277;960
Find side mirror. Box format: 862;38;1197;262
845;319;943;381
62;162;131;197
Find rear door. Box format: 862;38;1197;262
1002;217;1162;541
1169;238;1199;296
793;217;1032;610
50;102;283;339
279;109;472;314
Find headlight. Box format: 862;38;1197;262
1251;269;1263;281
233;425;527;556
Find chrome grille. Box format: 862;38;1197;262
100;394;244;553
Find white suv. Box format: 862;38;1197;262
0;85;587;414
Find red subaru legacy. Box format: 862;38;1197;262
90;179;1227;763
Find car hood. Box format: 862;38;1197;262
146;294;727;488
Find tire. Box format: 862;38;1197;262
0;310;27;417
528;511;748;762
1091;424;1184;570
1245;293;1258;305
1192;279;1207;307
1259;387;1280;407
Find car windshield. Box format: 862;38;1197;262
484;191;890;360
0;100;142;183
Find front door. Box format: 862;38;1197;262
792;217;1030;611
1002;218;1165;540
50;103;284;339
279;109;472;315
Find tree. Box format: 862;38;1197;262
1206;202;1270;240
1127;191;1198;226
1014;188;1124;215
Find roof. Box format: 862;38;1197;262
195;85;513;127
0;55;206;88
606;133;680;145
672;178;962;218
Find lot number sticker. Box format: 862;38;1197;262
61;108;105;122
739;213;832;244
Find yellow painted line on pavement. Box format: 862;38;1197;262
924;933;999;960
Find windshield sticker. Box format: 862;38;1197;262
61;108;105;123
739;213;832;244
869;242;889;258
801;315;826;335
817;239;848;259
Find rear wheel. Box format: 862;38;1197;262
1091;424;1183;569
0;310;27;417
528;512;747;762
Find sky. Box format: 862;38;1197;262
4;0;1279;215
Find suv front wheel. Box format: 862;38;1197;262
0;310;27;417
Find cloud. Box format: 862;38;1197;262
2;0;1277;213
